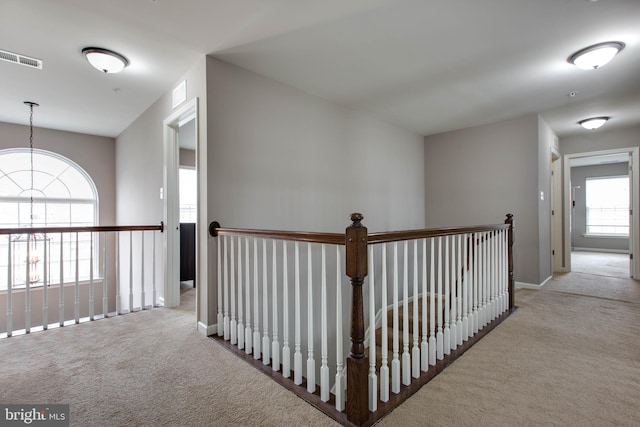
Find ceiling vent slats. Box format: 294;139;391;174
0;49;43;70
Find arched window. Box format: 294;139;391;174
0;149;98;289
0;148;98;227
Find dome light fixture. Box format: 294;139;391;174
82;47;129;73
578;116;610;130
568;41;625;70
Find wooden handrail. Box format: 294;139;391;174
209;223;345;245
0;222;164;235
368;223;509;244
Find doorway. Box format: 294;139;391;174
563;147;639;278
162;98;198;308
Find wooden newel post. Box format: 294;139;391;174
345;212;369;425
505;214;515;310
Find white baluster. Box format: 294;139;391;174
25;235;31;333
503;230;509;312
307;243;316;394
59;232;64;326
294;241;302;385
282;240;290;376
402;240;410;386
473;233;479;335
436;236;444;360
129;230;133;312
491;231;498;320
412;239;420;379
462;234;470;341
421;238;428;371
483;232;489;327
74;232;79;323
230;237;237;345
217;235;223;336
237;238;245;350
105;232;110;317
272;240;279;371
113;231;117;318
253;239;261;360
245;237;252;354
368;245;377;412
380;243;390;402
443;235;451;355
223;236;230;341
391;241;400;394
262;239;270;364
320;244;329;401
140;231;145;310
152;231;157;308
429;238;436;366
88;233;94;321
449;235;457;351
456;234;463;347
335;246;345;412
43;234;49;329
6;236;13;336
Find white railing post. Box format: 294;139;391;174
43;234;49;329
335;245;345;411
412;239;420;378
421;238;428;371
449;235;457;351
380;243;389;402
293;241;302;385
74;232;80;323
463;233;470;341
262;239;270;364
320;244;329;401
217;235;223;336
367;245;377;411
402;240;410;386
88;233;94;321
153;231;157;308
282;240;290;376
7;236;13;337
306;242;316;394
237;237;245;350
456;234;463;347
443;235;451;355
105;232;110;317
140;231;146;310
272;240;280;371
253;238;261;360
391;241;400;394
223;236;230;341
428;237;436;366
25;235;31;333
59;232;64;326
245;237;252;354
129;230;133;312
436;236;444;360
230;237;237;345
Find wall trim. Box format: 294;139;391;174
515;276;551;290
572;247;628;254
198;321;216;336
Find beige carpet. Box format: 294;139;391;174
2;276;640;426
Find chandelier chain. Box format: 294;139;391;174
29;103;34;227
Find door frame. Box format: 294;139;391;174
163;98;198;308
562;146;639;277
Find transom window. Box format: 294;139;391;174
585;175;629;236
0;149;99;289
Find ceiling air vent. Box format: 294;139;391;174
0;49;43;70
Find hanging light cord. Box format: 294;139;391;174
24;101;38;228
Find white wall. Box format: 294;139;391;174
424;114;543;286
537;117;556;283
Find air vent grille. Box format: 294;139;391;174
0;49;43;70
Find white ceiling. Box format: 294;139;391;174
1;0;639;139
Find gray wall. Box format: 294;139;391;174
0;122;116;227
570;163;629;251
424;114;546;286
205;56;425;234
561;126;640;156
179;149;196;168
116;57;207;316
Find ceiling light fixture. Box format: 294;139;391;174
578;116;609;130
568;41;625;70
82;47;129;73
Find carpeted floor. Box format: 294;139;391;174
1;272;639;426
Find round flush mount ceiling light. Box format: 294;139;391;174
568;41;625;70
82;47;129;73
578;116;609;130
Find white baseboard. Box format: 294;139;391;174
198;321;217;336
515;276;550;291
573;247;628;254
